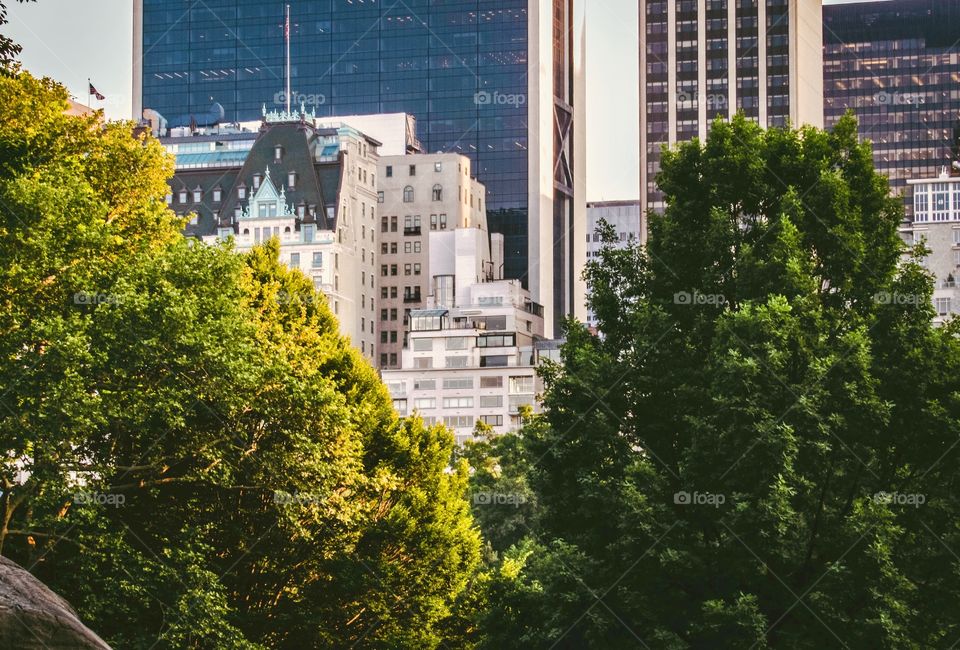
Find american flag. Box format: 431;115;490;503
88;83;105;101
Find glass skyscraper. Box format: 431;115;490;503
823;0;960;221
134;0;585;336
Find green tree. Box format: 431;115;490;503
509;114;960;647
0;69;479;648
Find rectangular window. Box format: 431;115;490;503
414;379;436;390
413;339;433;351
445;356;468;368
393;399;407;415
443;377;474;390
509;376;534;394
312;252;323;268
480;376;503;388
289;253;300;268
479;395;503;408
480;355;509;367
414;398;436;409
480;415;503;426
414;357;433;369
442;397;473;409
935;297;952;316
409;164;416;176
446;337;468;350
386;165;393;177
443;415;474;429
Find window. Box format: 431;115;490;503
413;339;433;351
393;399;407;415
403;186;414;203
381;264;388;277
405;241;412;254
274;145;283;161
380;308;388;321
414;398;436;410
390;242;398;254
445;356;468;368
409;164;416;176
381;331;388;343
509;376;534;394
390;353;397;366
414;263;421;275
390;308;398;321
444;377;474;390
288;172;297;189
446;337;468;350
480;355;509;367
380;353;388;366
378;191;384;203
443;397;473;409
936;297;952;316
238;185;246;199
165;192;173;205
434;161;442;172
477;334;516;348
414;357;433;369
479;395;503;408
481;415;503;427
253;173;261;190
302;224;315;243
212;188;221;202
439;214;447;230
381;216;388;232
289;252;300;267
178;190;187;203
390;287;398;299
414;379;436;390
443;415;474;429
480;376;503;388
391;264;398;276
386;165;393;177
391;216;398;232
312;252;323;268
432;184;442;201
404;264;412;276
430;214;438;230
953;229;960;245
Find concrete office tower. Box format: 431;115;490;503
585;200;641;327
161;108;381;361
824;0;960;221
134;0;586;337
639;0;823;238
376;153;493;369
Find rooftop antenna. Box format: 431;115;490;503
284;4;291;114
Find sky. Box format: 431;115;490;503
4;0;873;203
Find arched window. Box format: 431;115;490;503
403;186;414;203
432;184;442;201
242;228;249;235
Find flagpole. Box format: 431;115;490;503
87;77;91;107
285;4;291;114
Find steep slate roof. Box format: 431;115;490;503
167;120;346;238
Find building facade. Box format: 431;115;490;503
639;0;823;237
382;284;547;445
134;0;586;337
903;171;960;326
376;153;491;369
823;0;960;221
585;200;641;326
161;109;381;361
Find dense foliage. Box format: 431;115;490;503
0;70;479;648
464;114;960;648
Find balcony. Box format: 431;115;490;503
403;293;422;303
403;226;421;236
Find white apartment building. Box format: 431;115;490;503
381;223;549;443
904;170;960;325
585;201;642;326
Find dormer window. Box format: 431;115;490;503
177;190;187;204
234;205;242;219
297;203;305;218
213;187;222;202
252;173;261;190
237;184;246;199
288;171;297;189
165;192;172;205
192;187;202;203
274;145;283;161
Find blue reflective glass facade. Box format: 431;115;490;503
140;0;531;282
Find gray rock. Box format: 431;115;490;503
0;555;110;649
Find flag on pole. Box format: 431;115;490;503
88;83;105;101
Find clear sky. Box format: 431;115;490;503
4;0;869;203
